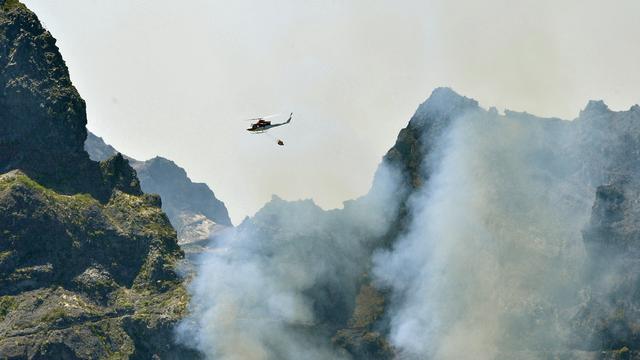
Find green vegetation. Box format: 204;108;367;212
0;167;190;350
0;250;11;262
41;307;67;323
1;0;26;11
0;171;97;208
614;346;631;360
0;296;17;321
88;321;134;360
349;284;385;329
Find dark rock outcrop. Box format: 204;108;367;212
381;87;480;190
0;0;112;202
100;153;143;197
576;177;640;350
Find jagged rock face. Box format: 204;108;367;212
0;171;195;359
0;2;198;358
100;153;143;197
584;180;640;261
0;1;111;201
576;178;640;350
574;102;640;187
85;132;232;244
381;87;480;191
0;170;173;294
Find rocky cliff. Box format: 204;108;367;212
0;2;198;358
85;132;232;246
0;0;110;202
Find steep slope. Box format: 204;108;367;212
85;132;119;163
381;87;481;191
85;132;232;245
0;2;198;358
0;0;110;202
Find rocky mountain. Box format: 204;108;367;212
85;132;232;246
0;1;199;358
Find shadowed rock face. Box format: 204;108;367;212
84;132;119;164
0;2;199;358
381;87;480;191
132;157;232;226
0;0;113;202
85;132;232;245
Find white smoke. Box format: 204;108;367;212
373;108;596;359
177;162;404;359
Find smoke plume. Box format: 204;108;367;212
177;163;404;359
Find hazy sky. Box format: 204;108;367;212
24;0;640;223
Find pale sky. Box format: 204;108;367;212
24;0;640;223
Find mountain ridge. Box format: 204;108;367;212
0;2;199;358
85;132;232;246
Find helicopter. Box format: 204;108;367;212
245;113;292;146
246;113;292;133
